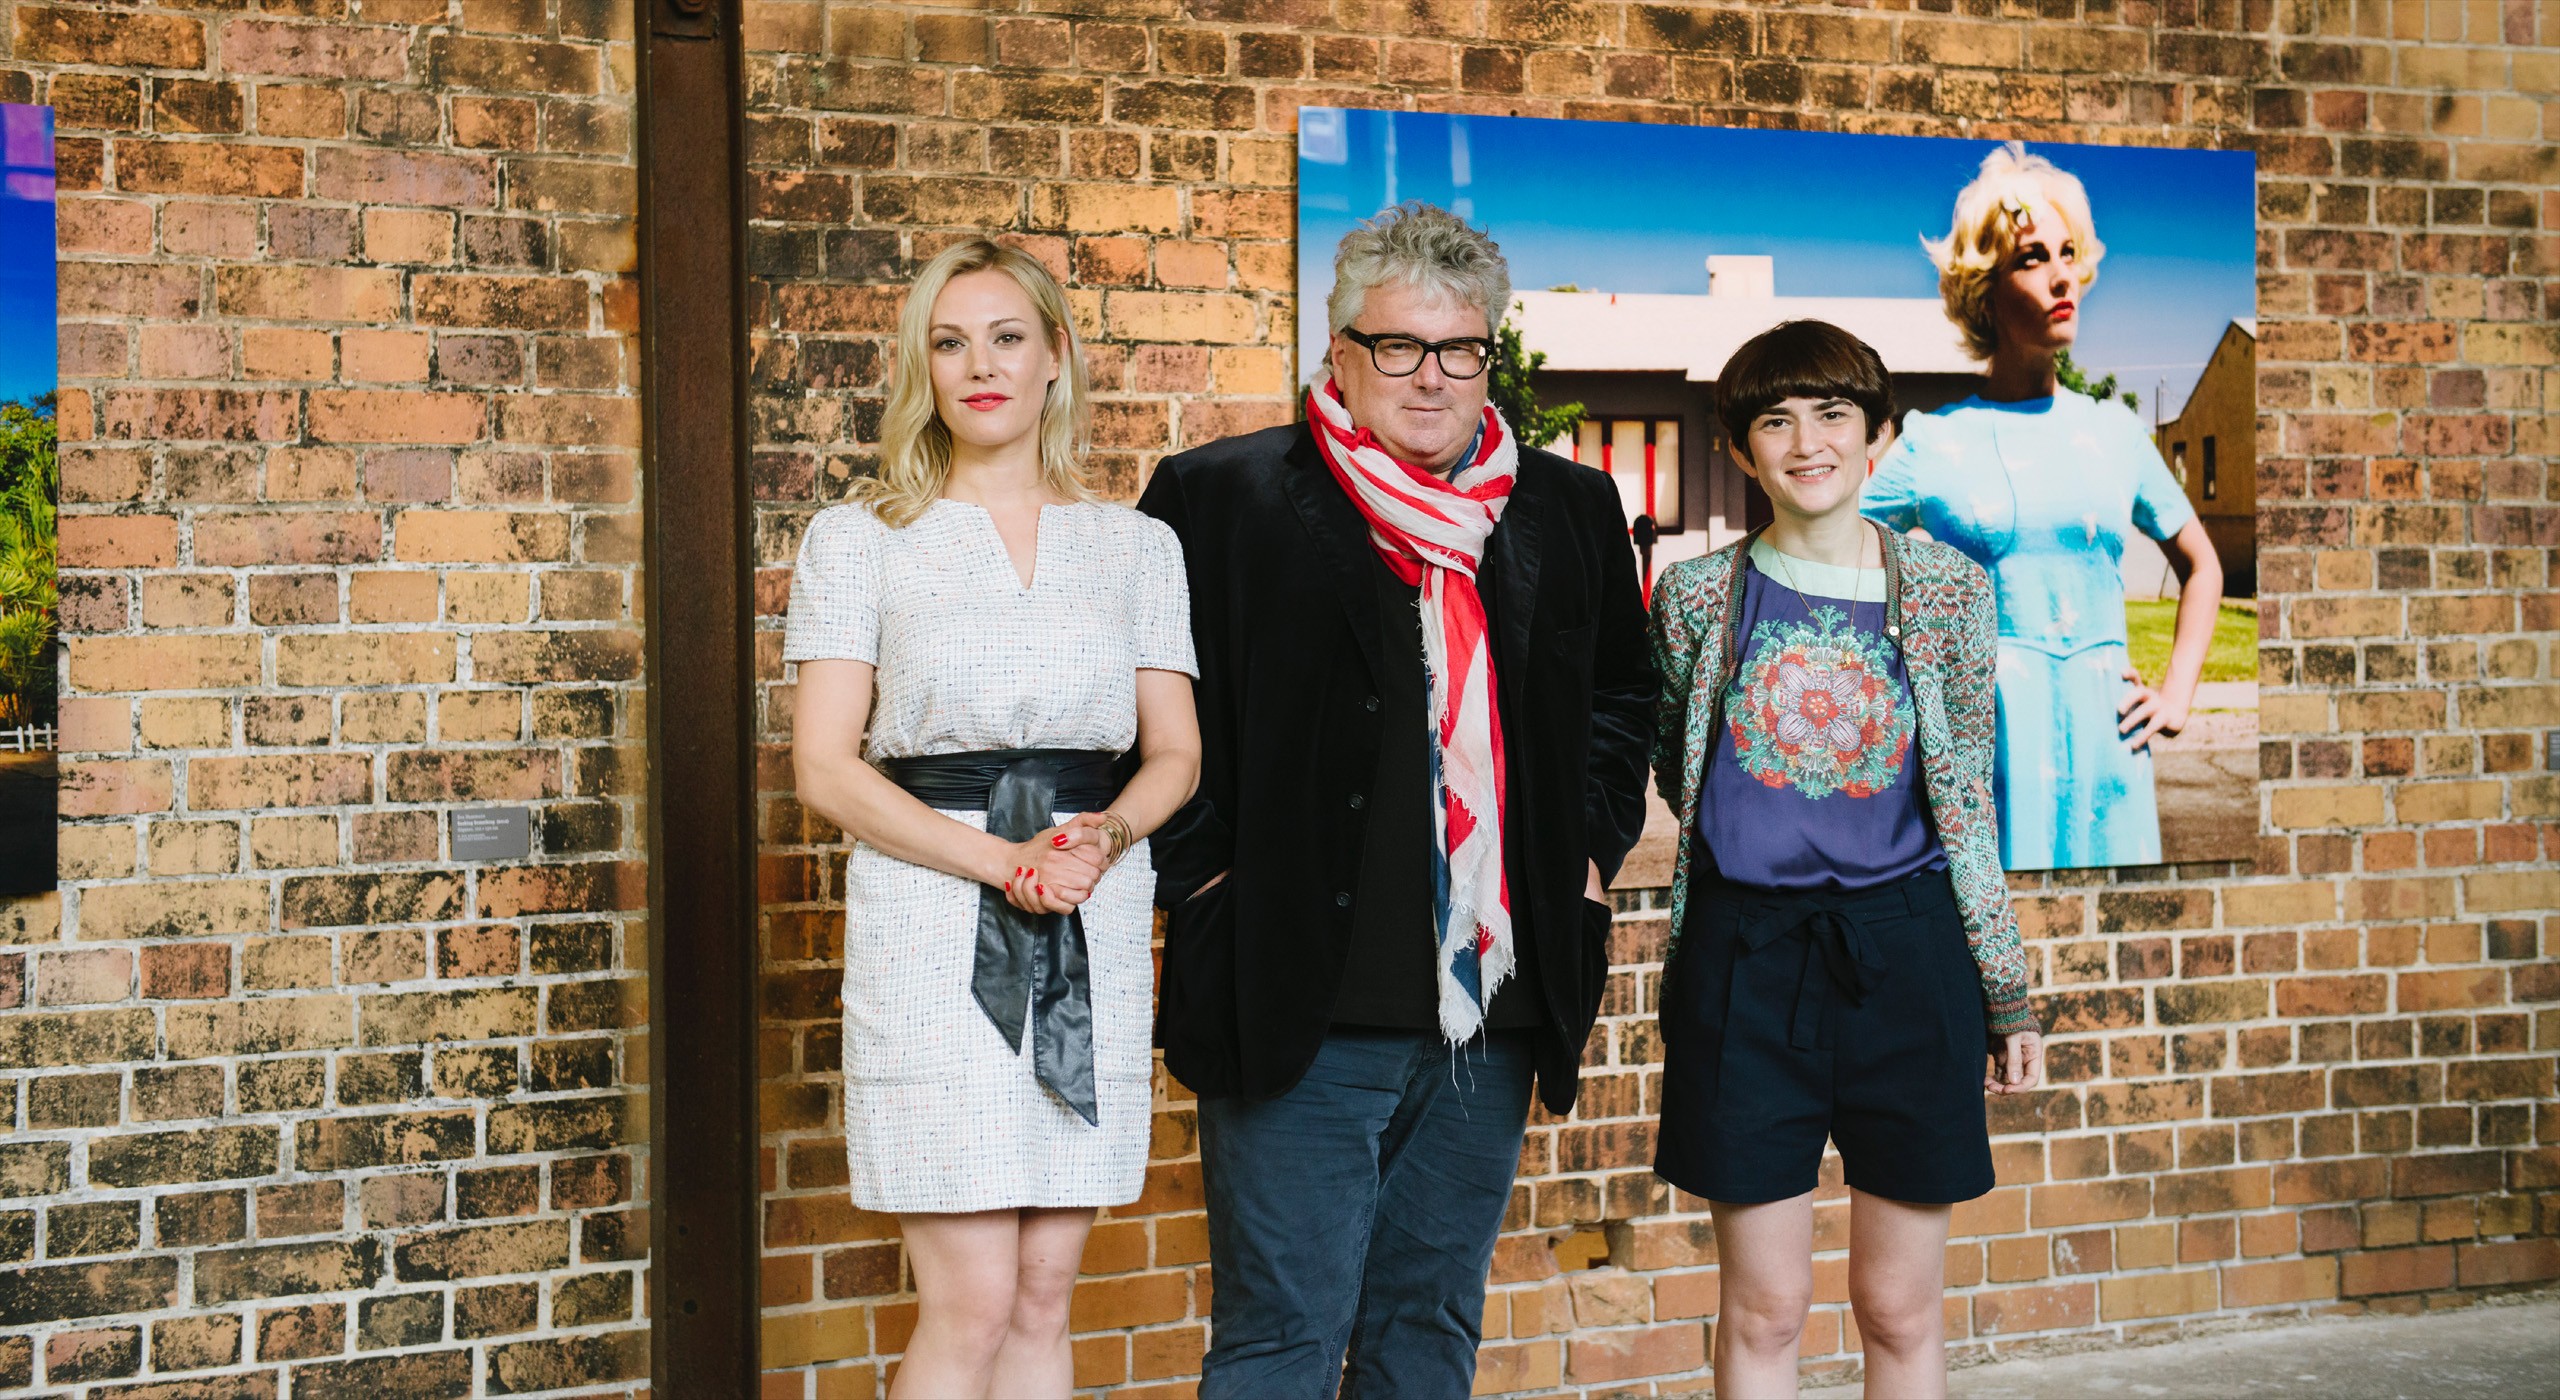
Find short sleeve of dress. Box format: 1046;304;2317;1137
2118;405;2198;542
1131;514;1198;678
782;504;881;664
1861;418;1929;533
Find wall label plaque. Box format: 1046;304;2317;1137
453;806;533;861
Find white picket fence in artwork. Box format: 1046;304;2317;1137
0;724;55;753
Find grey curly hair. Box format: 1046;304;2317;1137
1325;201;1512;337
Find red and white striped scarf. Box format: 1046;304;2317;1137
1306;380;1518;1043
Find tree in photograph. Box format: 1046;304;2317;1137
0;398;57;730
2054;348;2139;414
1490;304;1585;451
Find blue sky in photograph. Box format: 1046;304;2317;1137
0;104;55;411
1298;109;2256;419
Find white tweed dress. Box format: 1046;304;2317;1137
783;498;1195;1214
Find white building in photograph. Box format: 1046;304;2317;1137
1514;255;1980;576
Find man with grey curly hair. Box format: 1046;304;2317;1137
1139;200;1657;1395
1325;199;1512;355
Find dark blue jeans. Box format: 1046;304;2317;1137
1197;1027;1536;1400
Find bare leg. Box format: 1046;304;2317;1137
988;1207;1096;1399
894;1212;1021;1400
1846;1189;1954;1400
1708;1193;1816;1400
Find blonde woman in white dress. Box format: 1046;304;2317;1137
786;238;1199;1399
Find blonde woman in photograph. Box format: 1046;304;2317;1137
1864;141;2223;871
785;238;1199;1399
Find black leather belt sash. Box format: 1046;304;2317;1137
879;748;1120;1126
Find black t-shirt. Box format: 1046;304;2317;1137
1332;543;1544;1032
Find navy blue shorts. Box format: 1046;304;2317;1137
1653;868;1996;1206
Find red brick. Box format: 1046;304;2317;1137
2154;1168;2273;1217
1065;1273;1186;1332
222;19;410;79
2220;1256;2339;1307
99;389;299;441
141;944;232;1000
60;261;202;318
68;635;261;692
2098;1267;2218;1321
310;147;496;206
2341;1245;2455;1297
413;275;589;330
58;515;180;568
18;7;207;67
2274;1159;2390;1206
115;141;305;197
1563;1322;1706;1384
2398;968;2506;1011
188;754;375;811
217;265;403;323
308;391;488;444
2455;1239;2560;1287
1973;1280;2095;1335
428;34;601;93
195;512;385;566
2391;1151;2503;1198
2031;1179;2152;1228
2277;973;2387;1017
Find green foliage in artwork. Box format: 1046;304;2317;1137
0;397;58;727
2054;349;2139;414
1490;305;1586;452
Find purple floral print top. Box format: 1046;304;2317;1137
1695;540;1946;892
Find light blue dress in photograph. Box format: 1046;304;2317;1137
1862;389;2196;870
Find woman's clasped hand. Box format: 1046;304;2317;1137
1000;812;1117;915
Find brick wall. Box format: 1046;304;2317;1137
1;0;650;1392
2;0;2550;1396
746;2;2558;1397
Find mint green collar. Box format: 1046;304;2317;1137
1749;536;1887;602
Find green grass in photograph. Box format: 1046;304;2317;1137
2125;600;2258;686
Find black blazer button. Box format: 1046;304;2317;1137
1348;793;1365;810
1362;695;1380;712
1335;892;1352;908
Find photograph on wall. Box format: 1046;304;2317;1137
1299;109;2258;877
0;103;57;898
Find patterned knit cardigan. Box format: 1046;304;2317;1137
1648;525;2039;1037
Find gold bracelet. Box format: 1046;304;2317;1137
1100;810;1135;865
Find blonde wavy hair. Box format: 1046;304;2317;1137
859;238;1095;527
1923;141;2107;361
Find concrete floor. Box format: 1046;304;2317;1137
1800;1295;2560;1399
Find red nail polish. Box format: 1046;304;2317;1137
1036;884;1045;895
1053;834;1068;846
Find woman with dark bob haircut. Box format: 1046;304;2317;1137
1649;320;2043;1398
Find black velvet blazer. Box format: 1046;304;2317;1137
1137;423;1659;1115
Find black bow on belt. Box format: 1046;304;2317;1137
1738;896;1889;1050
879;748;1122;1126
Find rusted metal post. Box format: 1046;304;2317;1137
636;0;758;1389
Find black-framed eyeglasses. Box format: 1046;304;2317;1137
1340;327;1495;379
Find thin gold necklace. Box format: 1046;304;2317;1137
1762;530;1873;627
